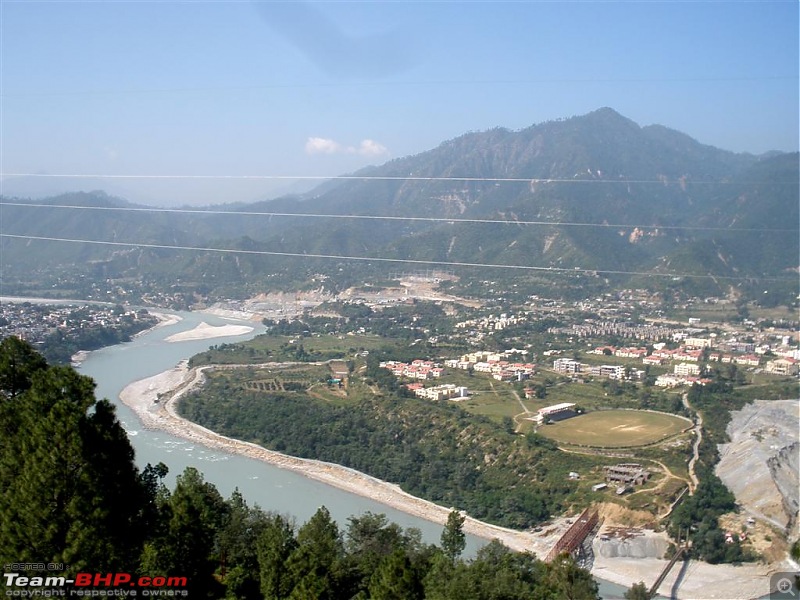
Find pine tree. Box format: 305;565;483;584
217;490;270;600
140;467;227;598
543;554;600;600
0;336;48;398
257;515;298;600
285;506;344;600
0;346;151;575
368;549;423;600
345;512;406;582
440;510;466;563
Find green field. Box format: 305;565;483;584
537;409;691;448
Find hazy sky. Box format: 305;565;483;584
2;0;798;206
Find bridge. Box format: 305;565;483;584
647;531;690;599
545;508;600;563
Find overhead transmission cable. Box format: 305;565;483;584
0;201;794;233
1;233;794;283
2;172;796;187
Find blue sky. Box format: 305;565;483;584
2;0;798;206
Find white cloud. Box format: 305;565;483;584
305;137;342;154
357;139;388;157
305;136;389;157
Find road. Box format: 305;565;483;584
682;392;703;494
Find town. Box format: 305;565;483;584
0;300;158;364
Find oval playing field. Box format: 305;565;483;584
537;409;691;448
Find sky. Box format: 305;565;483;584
1;0;798;207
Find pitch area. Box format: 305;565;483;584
537;409;690;448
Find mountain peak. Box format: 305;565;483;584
580;107;640;128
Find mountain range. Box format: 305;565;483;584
1;108;797;300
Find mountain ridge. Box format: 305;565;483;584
1;108;797;301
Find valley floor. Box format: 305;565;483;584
118;360;786;600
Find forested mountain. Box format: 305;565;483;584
2;109;797;299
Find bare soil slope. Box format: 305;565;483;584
716;399;800;540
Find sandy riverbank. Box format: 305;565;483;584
70;311;182;365
119;362;780;598
147;311;183;329
201;305;261;321
119;362;561;555
591;551;780;599
163;321;254;342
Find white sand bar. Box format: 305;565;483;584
163;321;253;342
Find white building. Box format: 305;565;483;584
532;402;576;425
590;365;625;380
553;358;582;374
674;363;701;377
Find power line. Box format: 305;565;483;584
1;233;794;283
3;172;796;186
1;201;795;233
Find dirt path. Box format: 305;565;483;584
510;388;534;432
682;393;702;494
510;388;531;414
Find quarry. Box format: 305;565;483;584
716;399;800;548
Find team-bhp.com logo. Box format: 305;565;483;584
3;572;188;597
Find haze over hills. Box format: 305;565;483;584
1;108;797;300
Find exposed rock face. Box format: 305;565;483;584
716;400;800;539
768;441;800;534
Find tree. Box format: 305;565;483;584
345;512;405;580
141;467;227;598
624;581;650;600
542;554;600;600
440;510;466;563
0;336;48;398
0;343;153;576
217;490;270;600
257;515;298;600
465;540;544;599
367;549;423;600
285;506;344;600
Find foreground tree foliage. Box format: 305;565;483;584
0;338;152;573
0;338;601;598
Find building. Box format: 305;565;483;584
765;357;799;376
674;363;701;377
553;358;582;374
615;347;648;358
733;354;760;367
604;464;650;486
643;355;665;366
414;384;469;401
655;374;682;387
684;337;712;349
589;365;625;380
532;402;577;425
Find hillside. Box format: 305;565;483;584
1;109;796;300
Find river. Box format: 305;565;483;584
76;309;634;599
